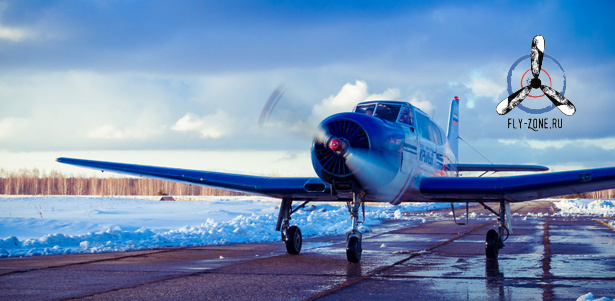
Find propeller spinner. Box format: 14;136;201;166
496;35;575;116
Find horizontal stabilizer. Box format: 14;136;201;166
454;164;548;172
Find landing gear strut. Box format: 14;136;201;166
346;192;366;263
480;200;510;260
276;198;309;255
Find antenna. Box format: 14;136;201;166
459;136;493;165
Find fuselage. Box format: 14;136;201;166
311;100;457;204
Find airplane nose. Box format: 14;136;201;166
329;138;345;152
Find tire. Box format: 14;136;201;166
284;226;302;255
485;229;499;259
346;236;362;263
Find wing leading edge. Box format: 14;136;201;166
420;167;615;202
56;157;334;200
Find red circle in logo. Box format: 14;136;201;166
520;68;552;98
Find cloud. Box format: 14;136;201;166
0;25;31;41
0;2;33;42
407;96;436;115
467;75;503;100
85;124;160;140
498;138;615;151
310;80;400;121
172;110;233;139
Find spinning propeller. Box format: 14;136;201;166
258;84;287;126
313;116;399;196
259;85;398;196
496;35;575;116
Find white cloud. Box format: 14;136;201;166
310;80;400;122
172;110;233;139
85;124;160;140
458;68;506;109
467;76;503;99
365;87;401;102
497;138;615;151
0;25;31;41
407;97;436;115
497;138;570;149
0;2;33;42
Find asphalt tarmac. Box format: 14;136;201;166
1;200;614;300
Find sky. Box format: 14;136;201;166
1;0;615;176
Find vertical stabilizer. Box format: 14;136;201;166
447;96;460;161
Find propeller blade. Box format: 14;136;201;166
531;35;545;78
541;85;576;116
312;127;328;144
496;86;532;115
258;84;286;126
344;147;398;199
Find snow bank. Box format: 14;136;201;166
2;197;613;258
577;292;613;301
0;196;450;257
552;199;615;217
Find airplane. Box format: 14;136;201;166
57;96;615;263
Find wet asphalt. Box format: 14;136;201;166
1;200;614;300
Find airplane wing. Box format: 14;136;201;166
454;163;549;172
56;157;334;200
419;167;615;202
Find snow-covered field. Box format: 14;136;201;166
0;196;455;257
1;196;613;258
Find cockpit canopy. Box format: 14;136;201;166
354;102;413;125
353;100;445;145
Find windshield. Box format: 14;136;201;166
354;104;376;116
374;104;401;122
398;106;413;125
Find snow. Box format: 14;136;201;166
1;197;614;258
552;199;615;217
1;196;614;300
0;196;451;257
577;292;613;301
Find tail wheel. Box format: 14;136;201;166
346;235;362;263
485;229;499;259
284;225;302;255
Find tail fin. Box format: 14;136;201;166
447;96;460;161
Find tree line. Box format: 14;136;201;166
1;168;614;198
0;169;246;196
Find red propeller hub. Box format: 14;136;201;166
329;138;344;152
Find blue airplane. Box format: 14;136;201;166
57;97;615;263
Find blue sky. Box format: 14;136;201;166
1;0;614;175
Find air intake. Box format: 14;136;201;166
314;119;369;177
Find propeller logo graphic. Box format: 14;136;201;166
497;35;575;116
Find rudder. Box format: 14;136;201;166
447;96;460;160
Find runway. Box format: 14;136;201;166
1;200;614;300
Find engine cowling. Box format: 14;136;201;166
311;112;404;193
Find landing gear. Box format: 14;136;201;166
480;201;510;260
276;198;309;255
345;192;366;263
485;229;500;259
346;232;362;263
284;225;302;254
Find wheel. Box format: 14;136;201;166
485;229;499;259
346;235;362;263
284;225;302;255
